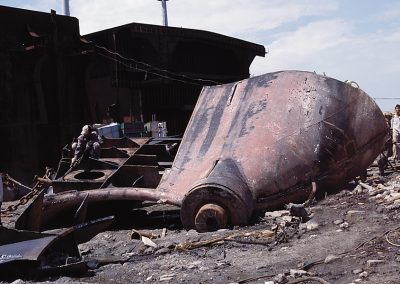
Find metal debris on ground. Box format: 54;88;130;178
175;229;276;251
0;216;113;281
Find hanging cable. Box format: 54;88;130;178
97;52;205;86
94;44;222;85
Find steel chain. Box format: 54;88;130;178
1;168;54;216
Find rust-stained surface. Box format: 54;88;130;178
158;70;388;231
17;71;388;233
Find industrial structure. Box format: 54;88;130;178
0;5;265;182
0;5;390;282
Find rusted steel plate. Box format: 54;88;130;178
14;188;45;231
0;235;57;263
0;217;113;280
156;70;387;231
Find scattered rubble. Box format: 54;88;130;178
3;160;400;283
0;71;397;283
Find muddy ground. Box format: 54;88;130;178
2;162;400;284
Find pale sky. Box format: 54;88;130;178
1;0;400;111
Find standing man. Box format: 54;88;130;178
392;104;400;161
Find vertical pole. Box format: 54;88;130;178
161;0;168;26
158;0;169;26
64;0;70;16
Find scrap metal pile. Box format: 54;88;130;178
0;70;388;280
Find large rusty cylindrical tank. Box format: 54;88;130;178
157;70;388;232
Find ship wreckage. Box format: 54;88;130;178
0;70;388;279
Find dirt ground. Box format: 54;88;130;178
2;161;400;284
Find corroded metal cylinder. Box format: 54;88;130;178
194;203;227;233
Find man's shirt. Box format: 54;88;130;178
392;114;400;134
